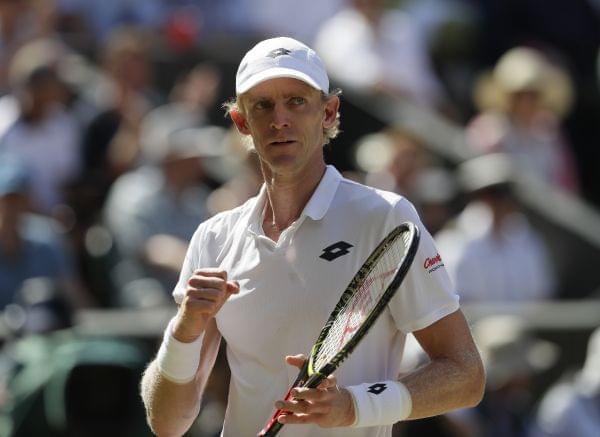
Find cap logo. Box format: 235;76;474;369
267;48;291;58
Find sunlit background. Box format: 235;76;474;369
0;1;599;436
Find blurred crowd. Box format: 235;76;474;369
0;0;599;436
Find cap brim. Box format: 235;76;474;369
236;67;324;94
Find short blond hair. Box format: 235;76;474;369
222;89;342;150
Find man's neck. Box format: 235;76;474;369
261;160;326;238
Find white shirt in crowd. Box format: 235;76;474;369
436;202;555;303
314;6;444;107
241;0;344;44
0;105;80;212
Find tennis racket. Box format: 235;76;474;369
257;221;420;436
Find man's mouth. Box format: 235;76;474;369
270;139;296;146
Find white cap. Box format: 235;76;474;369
236;37;329;94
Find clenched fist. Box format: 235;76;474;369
172;268;239;343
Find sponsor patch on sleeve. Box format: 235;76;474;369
423;253;444;273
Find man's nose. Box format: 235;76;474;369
270;104;291;130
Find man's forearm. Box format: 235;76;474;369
141;360;202;436
141;318;222;436
401;351;485;420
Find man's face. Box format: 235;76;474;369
234;78;338;178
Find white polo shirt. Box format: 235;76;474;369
173;166;459;437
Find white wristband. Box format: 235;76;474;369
156;317;204;384
347;380;412;427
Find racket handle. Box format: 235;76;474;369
258;419;284;436
258;360;311;436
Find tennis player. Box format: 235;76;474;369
141;37;485;437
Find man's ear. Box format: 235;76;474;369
322;95;340;130
230;109;250;135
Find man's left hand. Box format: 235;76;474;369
274;354;356;428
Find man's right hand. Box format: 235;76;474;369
172;268;239;343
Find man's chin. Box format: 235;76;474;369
264;157;304;176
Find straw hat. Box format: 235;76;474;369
473;47;574;118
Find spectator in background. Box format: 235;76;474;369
0;0;57;93
353;129;432;199
242;0;344;43
353;128;457;236
411;166;458;236
530;326;600;437
467;47;579;193
314;0;445;108
55;0;166;44
448;316;558;437
139;63;221;165
205;127;263;215
0;156;90;311
71;25;161;243
0;39;81;215
81;26;160;191
103;126;226;306
436;154;556;303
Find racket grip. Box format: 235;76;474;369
258;420;284;436
257;372;327;436
258;360;311;436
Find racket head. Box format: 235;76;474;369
306;222;420;382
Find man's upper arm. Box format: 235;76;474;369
412;309;480;364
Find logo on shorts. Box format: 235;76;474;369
367;383;387;395
424;253;444;273
319;241;353;261
267;48;291;58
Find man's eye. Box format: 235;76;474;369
290;97;306;105
254;101;271;110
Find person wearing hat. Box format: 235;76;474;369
467;46;579;193
141;37;484;436
436;153;556;303
0;39;82;214
102;125;227;304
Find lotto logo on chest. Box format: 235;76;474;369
319;241;353;261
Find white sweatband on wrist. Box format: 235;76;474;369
347;380;412;427
156;317;204;384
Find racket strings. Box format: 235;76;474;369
313;233;410;371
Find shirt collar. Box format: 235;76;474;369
302;165;342;220
247;183;268;236
246;165;342;235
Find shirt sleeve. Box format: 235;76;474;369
386;198;460;333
